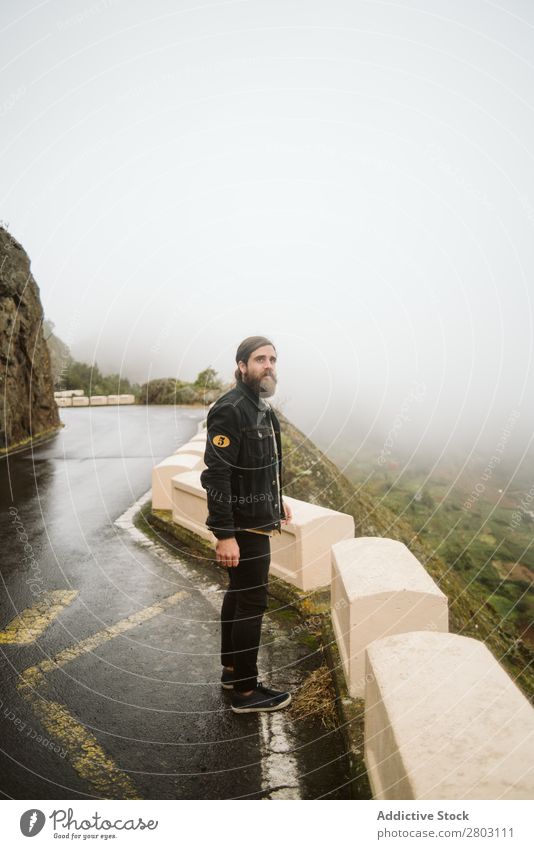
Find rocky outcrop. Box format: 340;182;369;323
0;227;61;453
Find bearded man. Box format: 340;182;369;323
200;335;293;714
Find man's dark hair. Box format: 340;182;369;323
234;335;276;382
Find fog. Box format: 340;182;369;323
2;0;533;467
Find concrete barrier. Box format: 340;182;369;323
270;499;354;590
331;537;448;697
171;471;215;543
106;394;135;405
152;454;206;511
174;440;205;457
189;432;207;442
364;630;534;799
57;394;137;406
171;472;354;590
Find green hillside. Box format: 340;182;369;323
276;412;534;701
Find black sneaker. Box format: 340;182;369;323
221;668;236;690
231;682;291;714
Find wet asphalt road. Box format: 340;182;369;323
0;406;352;800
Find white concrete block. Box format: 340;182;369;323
71;396;89;406
170;473;353;591
331;537;448;697
107;395;119;404
152;454;206;511
171;471;216;544
90;396;108;405
118;394;135;404
56;397;72;407
174;440;205;457
270;499;354;591
364;630;534;799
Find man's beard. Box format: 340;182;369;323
243;372;277;398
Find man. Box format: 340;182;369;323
200;335;293;714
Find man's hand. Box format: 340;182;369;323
281;499;293;524
215;537;240;568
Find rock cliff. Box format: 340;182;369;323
0;227;61;453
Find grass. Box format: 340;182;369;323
289;665;338;729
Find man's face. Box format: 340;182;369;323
239;344;278;397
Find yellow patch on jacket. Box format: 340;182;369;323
212;434;231;448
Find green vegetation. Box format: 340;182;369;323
60;358;140;398
44;321;225;404
56;354;225;406
139;368;225;405
276;413;534;701
336;453;534;650
193;367;221;390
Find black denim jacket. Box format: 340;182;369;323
200;380;285;539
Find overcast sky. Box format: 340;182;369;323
1;0;533;466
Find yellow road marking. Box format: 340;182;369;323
17;589;189;800
0;590;78;644
19;589;190;683
23;697;141;800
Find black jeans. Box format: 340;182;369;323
220;530;271;693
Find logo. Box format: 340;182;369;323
212;435;230;448
20;809;45;836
